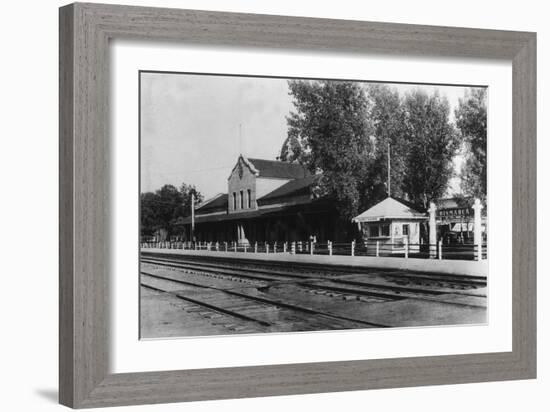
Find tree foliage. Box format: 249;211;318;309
455;88;487;199
140;183;203;238
401;89;460;208
283;80;374;220
282;81;462;215
363;84;408;202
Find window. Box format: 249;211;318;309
403;224;409;236
240;190;244;209
370;225;379;237
232;192;236;210
381;224;390;237
247;189;252;208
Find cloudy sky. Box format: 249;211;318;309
140;72;474;200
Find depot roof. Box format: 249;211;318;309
195;193;228;214
258;175;317;204
352;196;426;223
178;199;333;225
246;157;310;179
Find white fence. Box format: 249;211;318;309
140;239;487;261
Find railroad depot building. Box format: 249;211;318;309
179;155;346;244
178;155;486;246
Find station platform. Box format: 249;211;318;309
140;247;487;277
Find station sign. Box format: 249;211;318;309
437;207;473;222
437;207;472;218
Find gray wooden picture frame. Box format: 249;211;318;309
59;2;536;408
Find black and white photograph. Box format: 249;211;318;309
139;71;488;339
2;0;544;409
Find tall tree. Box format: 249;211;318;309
455;88;487;199
364;84;408;203
140;191;161;236
151;184;183;237
140;183;203;238
279;134;305;163
284;80;374;220
170;183;204;234
173;183;203;221
401;89;460;208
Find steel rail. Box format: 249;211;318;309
141;281;272;327
141;255;486;297
141;251;487;285
141;271;388;328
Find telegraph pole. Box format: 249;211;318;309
191;192;195;243
387;142;391;197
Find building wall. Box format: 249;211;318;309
227;157;293;213
193;209;348;244
361;220;421;245
227;157;257;213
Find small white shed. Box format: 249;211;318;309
352;197;426;250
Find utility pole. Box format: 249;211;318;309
191;192;195;243
387;142;391;197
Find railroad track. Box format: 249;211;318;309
140;253;487;300
141;251;487;286
140;252;487;335
141;272;386;332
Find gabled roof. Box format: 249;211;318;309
258;175;316;203
195;193;228;214
247;157;310;179
179;198;333;225
352;196;426;223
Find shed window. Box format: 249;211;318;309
370;225;379;237
381;224;390;237
403;224;409;236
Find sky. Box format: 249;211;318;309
140;72;476;200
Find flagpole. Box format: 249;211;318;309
239;123;243;154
